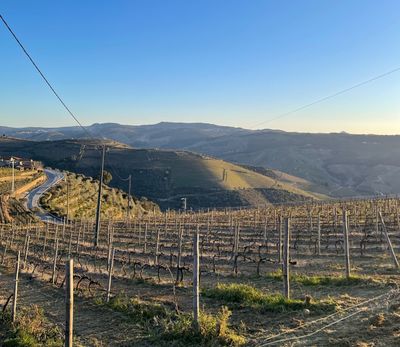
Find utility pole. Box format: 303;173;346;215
181;197;187;211
11;157;15;194
66;176;70;221
94;145;106;247
126;174;132;222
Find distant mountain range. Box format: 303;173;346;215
2;122;400;197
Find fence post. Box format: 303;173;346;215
176;223;183;283
106;248;115;303
107;227;113;272
282;218;290;299
12;250;21;323
23;235;30;269
155;228;160;266
193;229;200;330
144;223;148;253
378;211;400;268
342;209;351;278
65;259;74;347
278;216;282;263
52;237;59;285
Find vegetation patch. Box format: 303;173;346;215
95;294;169;324
266;270;377;286
95;294;245;346
203;283;336;313
161;306;245;346
0;305;63;347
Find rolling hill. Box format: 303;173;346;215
0;137;322;209
2;122;400;197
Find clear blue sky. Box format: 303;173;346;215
1;1;399;134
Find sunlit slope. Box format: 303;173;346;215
40;171;158;220
0;137;325;209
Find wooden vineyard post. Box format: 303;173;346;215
68;229;73;259
143;223;148;254
107;227;113;272
23;235;30;269
138;222;142;251
176;224;183;283
206;216;210;243
378;211;400;269
75;225;81;254
107;248;115;303
232;223;240;275
263;218;268;248
65;259;74;347
282;218;290;299
22;232;28;264
42;223;48;260
12;250;21;323
278;216;282;263
52;238;59;285
342;209;351;279
155;228;160;266
317;213;321;255
1;235;9;265
62;217;66;241
193;229;200;330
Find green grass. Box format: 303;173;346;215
161;306;245;346
95;294;245;346
95;294;169;324
265;270;376;286
0;305;63;347
203;283;336;313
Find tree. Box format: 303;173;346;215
102;170;112;185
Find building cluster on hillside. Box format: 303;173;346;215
0;156;42;171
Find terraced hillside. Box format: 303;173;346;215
40;171;158;219
0;168;44;223
0;137;325;209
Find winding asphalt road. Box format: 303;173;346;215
25;168;64;222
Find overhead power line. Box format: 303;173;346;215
0;14;92;139
1;14;130;181
251;66;400;129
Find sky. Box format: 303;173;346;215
0;1;399;134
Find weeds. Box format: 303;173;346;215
161;306;245;346
96;293;169;324
0;305;63;347
265;270;376;286
203;283;336;313
95;294;245;346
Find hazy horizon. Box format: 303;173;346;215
1;1;399;134
1;120;400;136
